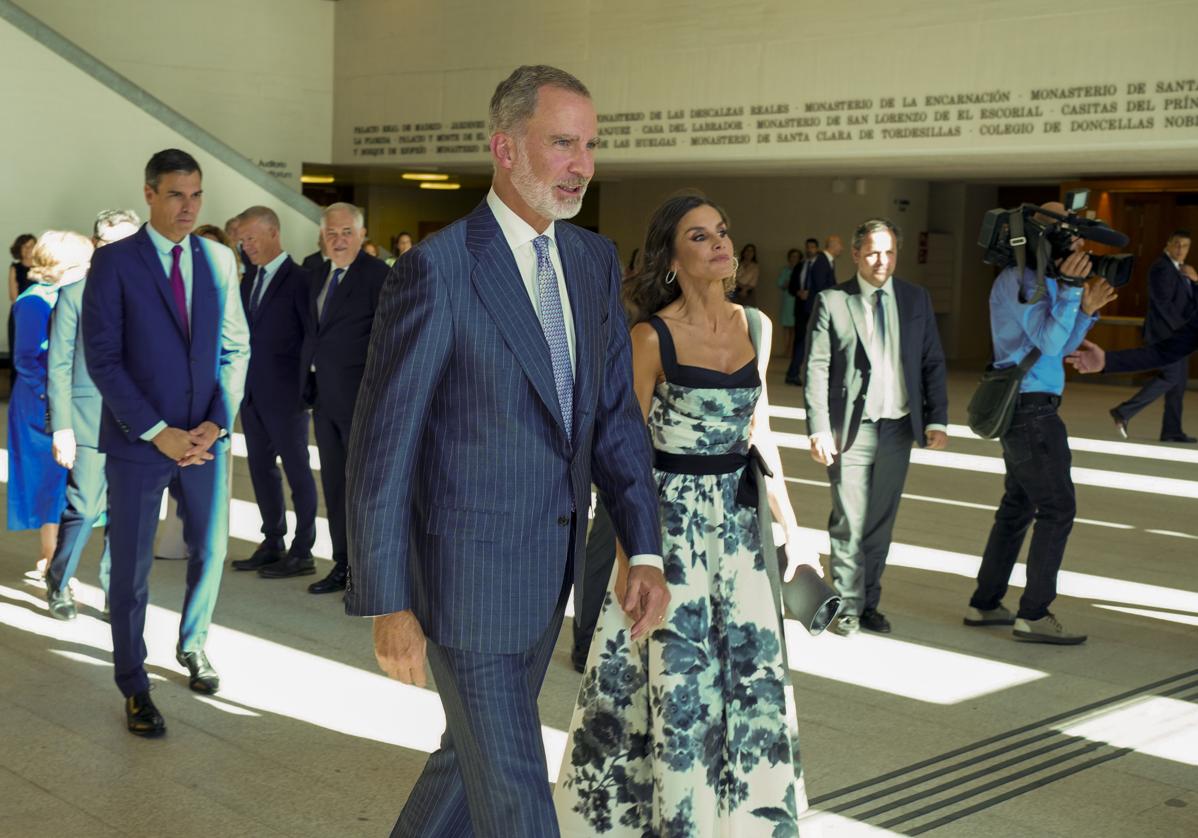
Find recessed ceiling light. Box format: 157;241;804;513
420;182;461;190
301;174;335;184
403;172;450;182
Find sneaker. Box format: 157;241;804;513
46;586;78;621
964;603;1016;626
1013;613;1087;645
833;615;860;636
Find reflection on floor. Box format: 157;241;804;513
1;370;1196;837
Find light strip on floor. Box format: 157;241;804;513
796;810;907;836
1058;696;1198;768
768;405;1198;465
772;431;1198;500
0;579;572;780
1092;604;1198;627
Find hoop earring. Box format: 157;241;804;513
664;269;677;285
731;256;740;275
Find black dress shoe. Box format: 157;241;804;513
176;646;220;694
1161;433;1198;443
126;690;166;737
47;585;77;621
258;554;317;579
860;608;892;634
308;564;347;594
570;647;588;674
1109;408;1128;439
232;544;286;571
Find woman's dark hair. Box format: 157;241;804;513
786;248;800;259
739;243;757;263
626;247;639;272
623;193;730;324
10;233;35;261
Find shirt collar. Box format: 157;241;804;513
857;273;893;294
823;250;835;262
258;250;289;278
145;222;189;255
487;188;557;251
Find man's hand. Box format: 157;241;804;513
1080;277;1117;316
1066;339;1106;374
52;429;77;469
925;429;948;450
1056;247;1092;282
180;421;221;467
151;427;194;462
809;431;837;466
623;565;670;641
373;610;428;687
1183;265;1197;283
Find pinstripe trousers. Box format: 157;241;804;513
393;553;574;838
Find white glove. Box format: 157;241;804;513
52;428;77;470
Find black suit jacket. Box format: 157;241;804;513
790;253;838;317
300;249;389;422
301;251;325;274
804;276;948;453
1144;254;1195;344
241;255;311;413
1106;308;1198;374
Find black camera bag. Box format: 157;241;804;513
966;348;1042;439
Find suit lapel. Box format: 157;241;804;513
556;224;596;444
466;203;566;439
845;278;871;350
254;258;290;321
190;236;217;355
309;259;325;326
135;227;189;342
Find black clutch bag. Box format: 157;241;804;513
774;548;842;636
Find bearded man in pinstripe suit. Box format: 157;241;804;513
345;66;667;837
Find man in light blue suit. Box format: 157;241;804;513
44;209;142;621
84;149;249;737
346;66;668;837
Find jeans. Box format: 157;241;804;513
971;398;1075;620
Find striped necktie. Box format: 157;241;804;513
532;235;573;439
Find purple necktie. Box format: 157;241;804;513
169;244;190;340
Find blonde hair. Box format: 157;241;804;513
27;231;95;285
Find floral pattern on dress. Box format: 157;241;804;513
555;360;807;837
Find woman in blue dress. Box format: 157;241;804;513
555;195;821;836
7;231;93;573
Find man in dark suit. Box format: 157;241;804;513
300;237;325;274
786;235;841;384
299;202;388;594
227;206;319;578
346;65;666;836
44;209;141;620
805;218;948;636
1109;230;1195;442
83;148;249;735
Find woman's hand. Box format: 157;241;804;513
783;526;824;579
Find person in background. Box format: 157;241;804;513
386;231;414;267
44;210;140;621
8;233;37;388
966;202;1116;646
194;224;233;249
732;241;759;306
301;234;326;274
8;231;90;579
1107;230;1195;443
776;247;800;356
232;205;319;580
363;240;380;258
300;202;389;595
786;236;836;385
84;148;250;735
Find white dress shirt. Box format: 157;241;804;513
486;189;662;572
247;250;290;307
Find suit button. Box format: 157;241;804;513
557;515;570;527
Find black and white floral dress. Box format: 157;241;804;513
554;315;807;837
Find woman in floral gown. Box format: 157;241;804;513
554;195;820;837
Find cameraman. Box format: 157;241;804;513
965;202;1117;646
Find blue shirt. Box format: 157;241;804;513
990;266;1096;395
144;223;194;320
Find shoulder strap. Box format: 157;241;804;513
1018;346;1042;372
647;315;679;378
745;306;762;355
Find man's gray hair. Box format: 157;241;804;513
239;205;281;231
488;64;591;136
852;218;903;252
321;202;365;231
93;208;141;238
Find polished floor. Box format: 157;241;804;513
1;366;1196;837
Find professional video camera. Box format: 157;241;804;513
978;188;1134;291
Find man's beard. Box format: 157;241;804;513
511;146;588;221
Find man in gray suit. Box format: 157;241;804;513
805;218;949;636
45;209;141;620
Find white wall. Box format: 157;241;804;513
0;17;320;327
331;0;1198;177
15;0;334;188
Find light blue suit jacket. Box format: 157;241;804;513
48;279;106;448
345;201;660;654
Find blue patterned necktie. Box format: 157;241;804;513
249;266;267;316
532;235;573;439
320;267;344;324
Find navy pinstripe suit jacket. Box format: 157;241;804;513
344;201;661;654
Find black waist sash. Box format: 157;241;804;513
653;446;773;509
